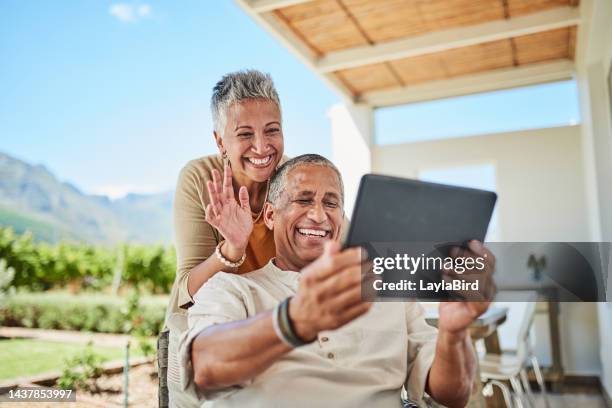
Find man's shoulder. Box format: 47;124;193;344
203;265;271;290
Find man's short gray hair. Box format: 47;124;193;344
268;154;344;205
211;70;281;136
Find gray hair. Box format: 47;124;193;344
268;154;344;205
211;70;281;135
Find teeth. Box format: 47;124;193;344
298;228;327;237
248;156;271;165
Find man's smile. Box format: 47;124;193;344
295;226;332;242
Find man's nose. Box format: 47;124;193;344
251;134;269;155
308;203;327;224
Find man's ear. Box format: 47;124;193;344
213;131;224;153
263;202;274;231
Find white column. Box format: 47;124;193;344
575;0;612;242
576;0;612;401
328;103;373;217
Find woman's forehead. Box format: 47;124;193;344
226;99;280;122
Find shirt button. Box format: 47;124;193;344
321;336;329;342
327;352;335;359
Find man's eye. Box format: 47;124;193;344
266;128;280;134
325;201;338;208
296;199;312;205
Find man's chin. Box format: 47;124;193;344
294;245;326;264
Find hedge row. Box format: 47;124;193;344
0;226;176;293
0;292;168;335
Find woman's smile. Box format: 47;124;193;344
243;153;275;169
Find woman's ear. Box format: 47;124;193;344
263;202;274;231
213;131;224;154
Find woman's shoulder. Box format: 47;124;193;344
178;154;223;183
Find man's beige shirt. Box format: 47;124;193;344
179;260;438;408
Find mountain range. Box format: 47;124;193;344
0;152;173;244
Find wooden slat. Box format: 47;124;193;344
249;0;313;13
507;0;572;17
276;0;368;53
360;60;575;107
338;0;431;43
335;63;401;94
440;39;514;76
344;0;506;43
387;39;515;86
514;27;571;65
389;53;449;86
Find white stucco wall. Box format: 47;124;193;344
372;125;589;242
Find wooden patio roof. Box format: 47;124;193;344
236;0;580;107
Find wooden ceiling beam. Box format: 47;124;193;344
247;0;314;14
360;60;575;107
317;6;581;73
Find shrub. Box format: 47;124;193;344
0;292;167;335
57;341;104;392
0;226;176;293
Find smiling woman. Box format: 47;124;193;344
159;70;288;407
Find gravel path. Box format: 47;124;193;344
0;327;132;347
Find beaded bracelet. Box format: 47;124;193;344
214;241;246;269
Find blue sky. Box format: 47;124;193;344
0;1;580;198
0;1;339;197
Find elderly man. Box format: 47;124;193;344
178;154;493;408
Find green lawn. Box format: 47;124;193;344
0;339;146;381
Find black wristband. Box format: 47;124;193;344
279;297;313;347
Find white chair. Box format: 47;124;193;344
479;297;550;408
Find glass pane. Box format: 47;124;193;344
376;80;581;145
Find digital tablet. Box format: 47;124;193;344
344;174;497;300
345;174;497;249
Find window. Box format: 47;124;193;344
418;163;500;242
375;80;581;145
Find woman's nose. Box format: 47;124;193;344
251;134;269;155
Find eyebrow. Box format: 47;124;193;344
293;191;340;200
234;122;280;131
294;190;315;197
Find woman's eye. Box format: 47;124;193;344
266;128;280;135
238;133;253;138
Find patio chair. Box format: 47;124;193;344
479;297;550;408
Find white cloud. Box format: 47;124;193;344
137;4;151;18
109;3;152;23
92;184;163;200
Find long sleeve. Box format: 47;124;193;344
404;302;437;404
173;159;220;310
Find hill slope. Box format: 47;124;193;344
0;152;173;244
